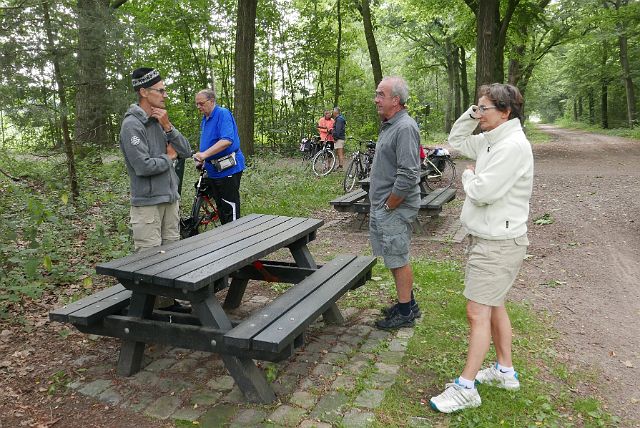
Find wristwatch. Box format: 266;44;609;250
383;203;392;212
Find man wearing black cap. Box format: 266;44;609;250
119;67;192;253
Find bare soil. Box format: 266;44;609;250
0;124;638;426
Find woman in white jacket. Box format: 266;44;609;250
430;84;533;413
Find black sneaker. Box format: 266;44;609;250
382;301;422;318
375;311;415;330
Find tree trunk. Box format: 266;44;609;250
334;0;342;107
43;1;79;202
573;99;578;121
74;0;124;151
616;1;636;127
578;96;583;118
444;39;455;132
453;46;462;118
234;0;258;156
588;90;595;124
601;82;609;129
460;46;470;106
358;0;383;88
601;39;609;128
474;0;499;89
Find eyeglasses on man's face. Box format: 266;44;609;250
374;91;397;100
195;99;212;107
475;105;498;114
146;87;168;95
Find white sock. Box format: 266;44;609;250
496;362;515;376
456;376;475;389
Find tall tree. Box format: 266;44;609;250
607;0;636;127
234;0;258;156
42;0;79;201
334;0;342;107
356;0;383;88
464;0;520;89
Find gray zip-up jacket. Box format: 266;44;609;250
119;104;192;206
369;109;421;210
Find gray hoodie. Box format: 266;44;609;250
119;104;192;206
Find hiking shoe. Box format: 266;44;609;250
430;380;481;413
475;364;520;390
382;301;422;318
375;311;415;330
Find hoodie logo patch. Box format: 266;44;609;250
130;136;140;146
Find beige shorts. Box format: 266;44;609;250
464;234;528;306
334;139;345;149
130;201;180;252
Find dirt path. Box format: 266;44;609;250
516;125;640;423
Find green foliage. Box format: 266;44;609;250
240;156;344;218
47;370;70;396
533;213;555;225
0;154;132;317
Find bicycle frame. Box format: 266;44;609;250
180;158;220;238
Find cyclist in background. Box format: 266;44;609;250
193;88;245;225
332;107;347;170
317;110;335;149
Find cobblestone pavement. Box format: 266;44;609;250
67;308;416;427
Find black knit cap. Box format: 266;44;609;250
131;67;162;91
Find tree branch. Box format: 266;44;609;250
110;0;129;9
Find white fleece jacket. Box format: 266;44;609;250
449;106;534;240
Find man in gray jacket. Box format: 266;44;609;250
369;76;421;330
119;67;192;252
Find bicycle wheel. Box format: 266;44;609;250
312;150;336;177
192;195;220;234
424;157;456;191
342;157;360;192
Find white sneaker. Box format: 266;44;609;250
475;364;520;390
429;380;481;413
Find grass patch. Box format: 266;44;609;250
554;119;640;140
526;124;553;144
369;257;620;427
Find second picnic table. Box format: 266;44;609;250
330;169;457;231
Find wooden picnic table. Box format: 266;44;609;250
330;170;457;232
50;214;376;403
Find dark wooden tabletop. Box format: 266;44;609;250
96;214;323;291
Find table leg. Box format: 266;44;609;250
289;241;344;325
223;278;249;309
194;293;276;403
117;292;155;376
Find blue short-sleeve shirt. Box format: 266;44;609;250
200;105;246;178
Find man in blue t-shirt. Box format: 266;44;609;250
193;88;246;224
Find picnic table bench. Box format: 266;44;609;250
330;170;457;231
49;214;376;403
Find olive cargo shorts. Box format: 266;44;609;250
464;234;529;306
130;201;180;252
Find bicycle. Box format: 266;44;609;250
299;135;322;164
311;140;336;176
180;157;221;239
422;147;456;191
343;139;376;193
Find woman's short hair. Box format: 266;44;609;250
478;83;524;122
